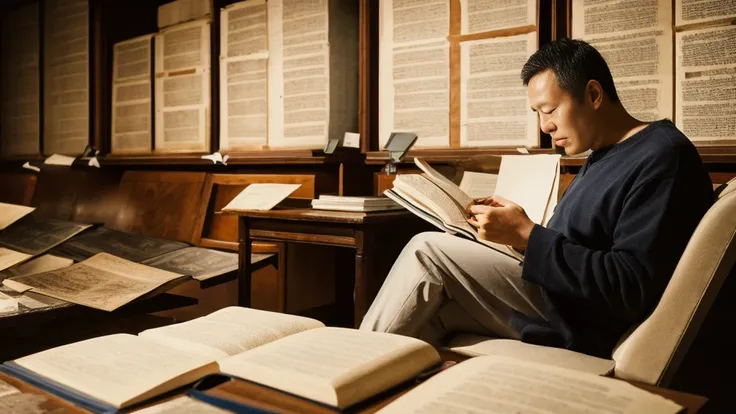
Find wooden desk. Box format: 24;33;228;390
231;209;431;327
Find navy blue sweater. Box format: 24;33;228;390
515;120;713;357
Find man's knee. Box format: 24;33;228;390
404;231;455;256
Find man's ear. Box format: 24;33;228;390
586;80;604;110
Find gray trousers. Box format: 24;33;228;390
359;232;547;346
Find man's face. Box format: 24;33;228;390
527;70;596;155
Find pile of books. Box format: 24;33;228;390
311;195;404;212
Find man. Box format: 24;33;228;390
359;39;714;357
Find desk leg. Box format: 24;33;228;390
238;216;252;307
354;229;376;328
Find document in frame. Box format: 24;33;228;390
461;0;537;35
379;0;451;149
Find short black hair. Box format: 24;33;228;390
521;38;619;103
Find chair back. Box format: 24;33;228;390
611;190;736;385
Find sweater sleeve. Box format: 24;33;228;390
522;174;684;322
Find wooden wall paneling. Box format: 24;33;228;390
0;172;37;205
30;167;123;223
109;170;207;242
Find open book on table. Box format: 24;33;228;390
0;306;441;412
384;156;560;262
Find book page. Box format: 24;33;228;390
138;306;325;359
461;0;536;34
377;356;682;414
675;25;736;142
393;175;472;231
460;33;538;147
675;0;736;27
135;396;230;413
267;0;330;148
0;216;91;256
460;171;498;199
573;0;673;122
112;34;153;154
44;0;89;155
414;158;474;208
221;183;301;212
1;2;40;157
14;334;219;408
384;189;453;233
379;0;450;148
154;19;210;152
220;0;269;150
0;254;73;282
0;203;35;231
7;253;185;311
142;246;237;281
219;327;440;409
494;155;560;225
49;227;189;263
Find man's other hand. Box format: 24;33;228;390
467;196;535;251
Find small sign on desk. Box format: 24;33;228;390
221;183;302;212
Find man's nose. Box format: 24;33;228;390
541;118;556;135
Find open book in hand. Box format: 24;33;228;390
384;156;560;262
0;307;440;412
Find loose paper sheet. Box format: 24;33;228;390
221;183;302;211
44;0;90;155
675;0;736;27
379;0;450;148
0;3;40;157
460;33;538;147
43;154;76;165
0;254;74;282
7;253;185;311
0;203;35;231
220;0;269;150
572;0;673;122
459;171;498;199
112;34;154;154
0;248;33;273
155;19;211;152
494;154;560;225
461;0;536;34
268;0;331;148
376;356;682;414
675;25;736;142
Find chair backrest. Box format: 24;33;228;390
611;189;736;386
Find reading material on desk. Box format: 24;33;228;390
1;306;440;411
311;195;404;212
141;246;238;282
377;356;683;414
221;183;302;212
0;215;92;256
2;253;188;311
0;203;35;231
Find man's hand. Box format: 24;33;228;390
467;196;535;251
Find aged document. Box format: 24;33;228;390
460;33;538;147
155;19;211;152
112;34;154;154
0;203;35;231
461;0;536;34
0;248;31;273
44;0;89;155
221;183;301;211
676;0;736;27
573;0;672;122
49;227;189;263
377;356;682;414
0;254;73;282
676;25;736;142
7;253;187;311
220;0;269;150
380;0;450;148
267;0;330;148
142;246;237;281
0;216;91;256
1;3;40;157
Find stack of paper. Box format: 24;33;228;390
311;196;404;212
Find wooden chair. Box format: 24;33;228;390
192;173;316;312
447;182;736;392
